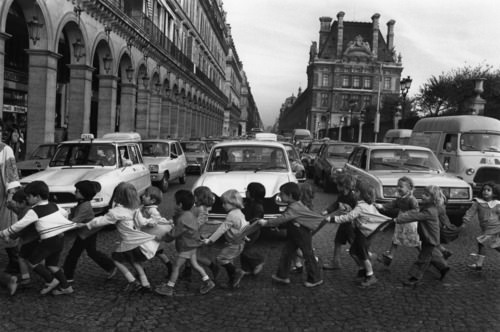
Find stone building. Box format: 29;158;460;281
279;12;404;140
0;0;258;157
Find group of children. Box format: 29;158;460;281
1;173;500;296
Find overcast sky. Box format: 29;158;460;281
223;0;500;127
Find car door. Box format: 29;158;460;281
168;142;181;179
121;144;150;193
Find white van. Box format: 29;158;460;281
383;129;412;144
292;129;312;143
409;115;500;185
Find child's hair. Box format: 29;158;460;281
279;182;301;201
246;182;265;202
220;189;244;209
144;186;163;205
398;176;414;190
112;182;140;209
355;180;375;204
175;189;195;211
299;183;315;210
12;188;27;204
423;185;444;206
193;186;215;207
24;181;49;200
75;180;101;201
480;182;499;199
337;172;356;191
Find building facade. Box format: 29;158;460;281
0;0;259;157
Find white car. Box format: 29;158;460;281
139;139;187;192
192;140;300;220
20;134;151;215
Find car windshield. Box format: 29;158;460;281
181;142;205;153
284;145;299;162
369;149;442;171
460;133;500;152
30;145;56;160
50;143;117;167
327;144;354;158
206;145;289;172
141;142;169;157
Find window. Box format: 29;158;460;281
352;76;360;88
362;95;372;106
384;77;392;90
322;73;330;87
342;76;350;88
363;77;372;89
320;93;329;107
341;95;350;108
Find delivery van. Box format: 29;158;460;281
409;115;500;185
383;129;412;144
292;129;312;143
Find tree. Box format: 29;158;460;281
416;63;500;119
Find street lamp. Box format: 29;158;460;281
394;105;402;129
103;54;112;73
125;66;134;82
27;15;44;45
358;110;365;143
400;76;412;122
72;38;85;62
338;117;344;141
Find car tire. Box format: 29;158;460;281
179;173;186;184
160;174;169;193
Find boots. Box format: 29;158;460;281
468;253;485;271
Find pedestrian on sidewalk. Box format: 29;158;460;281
259;182;325;288
462;182;500;271
155;189;215;296
394;185;450;287
62;180;116;284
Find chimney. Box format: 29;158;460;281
336;11;345;58
371;13;380;58
319;16;333;49
386;20;395;52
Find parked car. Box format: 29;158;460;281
192;140;299;222
282;142;306;182
17;143;58;178
20;134;151;215
343;143;472;223
139;139;187;193
180;140;210;174
300;140;324;179
313;141;357;192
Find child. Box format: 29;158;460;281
192;186;216;279
332;180;391;287
376;176;420;266
394;185;450;286
240;182;266;276
320;173;357;270
202;189;248;289
155;189;215;296
259;182;325;288
462;182;500;270
139;186;173;277
0;181;77;295
62;180;116;283
85;182;159;292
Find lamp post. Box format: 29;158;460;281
338;117;344;141
394;105;402;129
358;110;365;143
400;76;412;123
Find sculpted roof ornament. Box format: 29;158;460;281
344;35;371;57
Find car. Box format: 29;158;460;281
343;143;472;223
139;139;187;193
17;143;58;178
192;140;300;221
20;134;151;215
313;141;358;192
300;140;324;178
180;140;210;174
202;137;223;151
282;142;306;182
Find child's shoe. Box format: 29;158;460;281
200;279;215;295
360;275;377;287
7;276;18;296
155;283;174;296
379;252;393;266
52;285;74;296
123;280;142;293
40;278;60;295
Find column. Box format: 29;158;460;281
67;64;93;140
184;104;192;138
169;96;179;137
178;99;186;138
149;92;162;138
160;94;171;138
97;74;118;137
119;83;137;132
136;87;150;138
26;50;61;154
0;32;12;121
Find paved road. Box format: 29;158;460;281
1;176;500;331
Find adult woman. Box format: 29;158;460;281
0;119;21;273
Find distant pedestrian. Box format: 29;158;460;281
155;189;215;296
375;176;420;266
62;180;116;284
331;180;391;287
85;182;160;292
462;182;500;270
395;185;450;287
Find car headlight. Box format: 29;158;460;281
448;187;470;199
149;165;159;173
383;186;398;198
465;168;475;176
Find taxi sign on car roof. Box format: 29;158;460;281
81;133;94;141
101;132;141;141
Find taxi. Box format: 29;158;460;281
20;134;151;215
192;140;300;221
